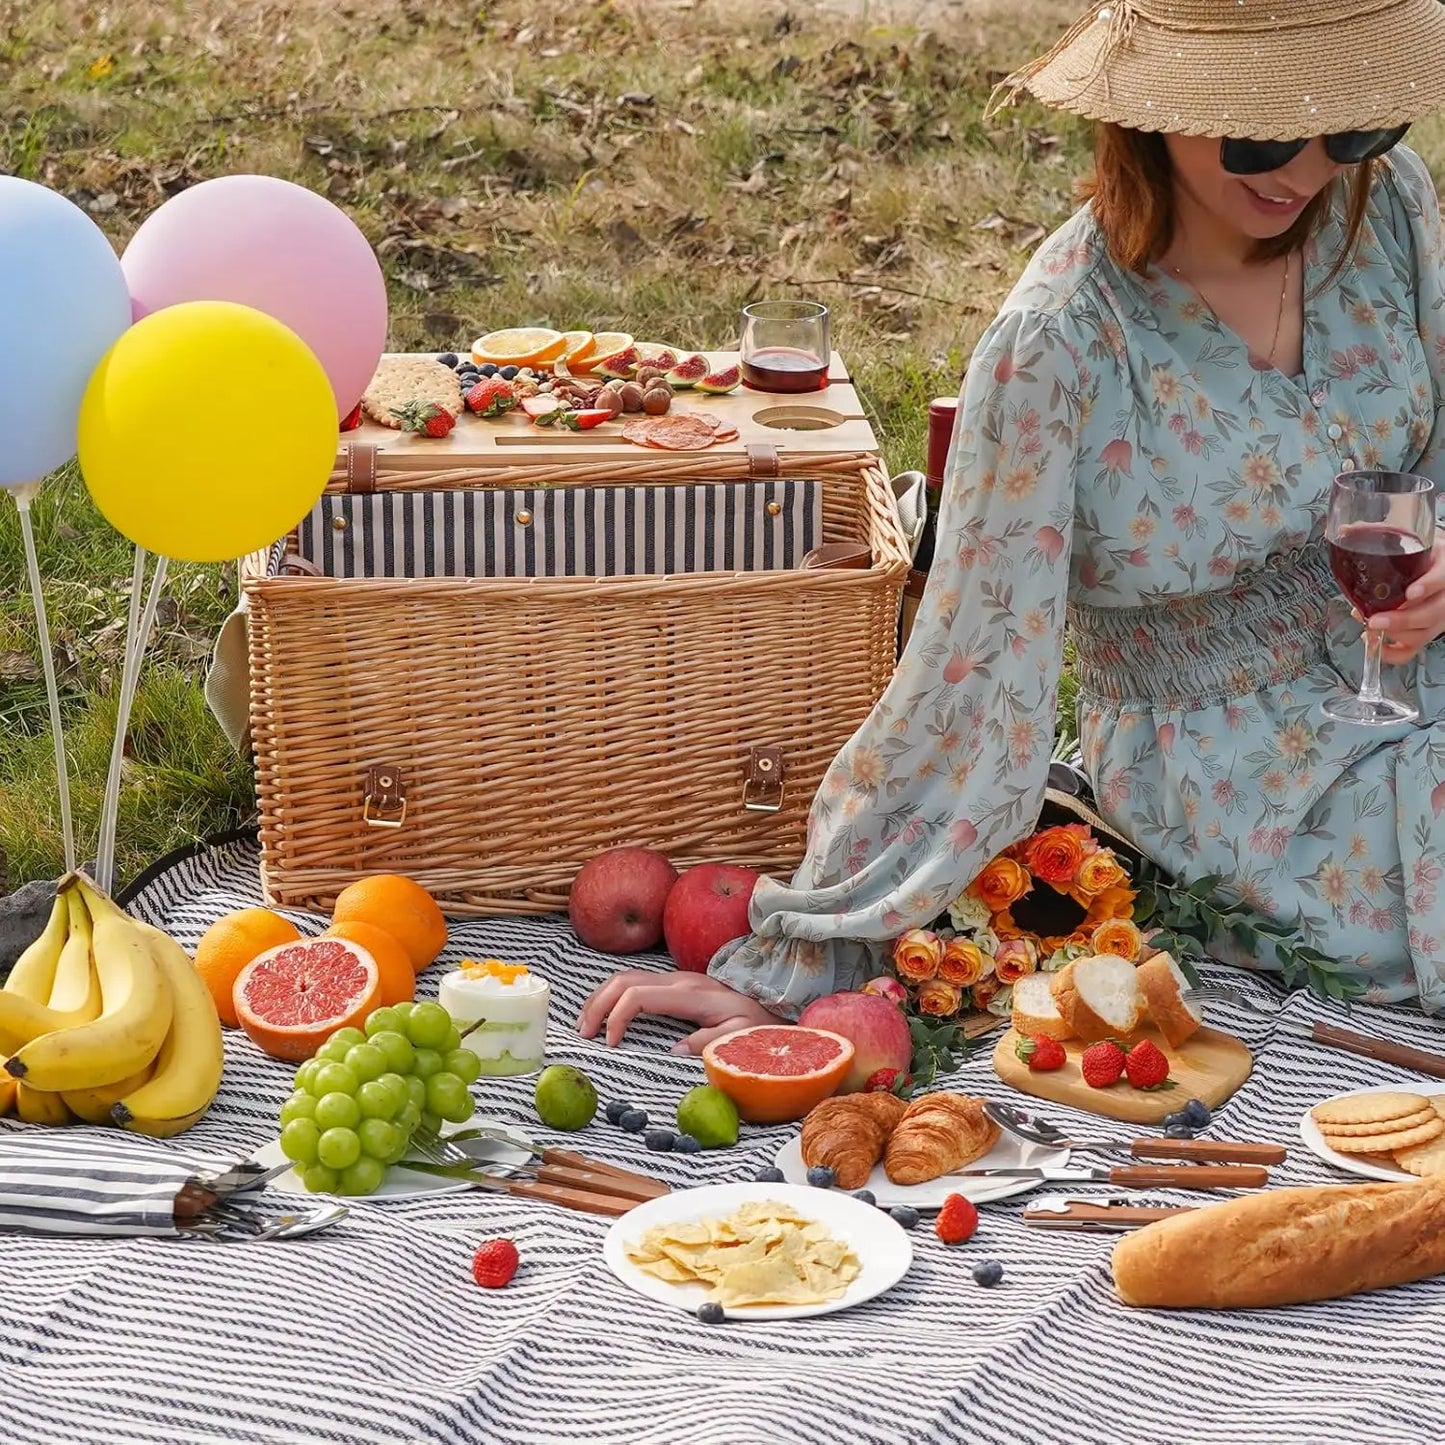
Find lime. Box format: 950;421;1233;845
534;1064;598;1131
675;1085;740;1149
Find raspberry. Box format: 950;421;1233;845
1080;1040;1126;1088
1124;1038;1175;1091
1015;1034;1066;1072
934;1193;978;1245
471;1238;519;1289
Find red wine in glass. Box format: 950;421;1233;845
741;346;828;393
1328;525;1431;616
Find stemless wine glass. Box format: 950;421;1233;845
740;300;830;393
1322;468;1436;726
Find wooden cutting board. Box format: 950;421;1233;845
991;1024;1254;1124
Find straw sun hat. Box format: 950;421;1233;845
988;0;1445;140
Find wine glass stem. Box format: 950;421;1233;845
1360;626;1386;703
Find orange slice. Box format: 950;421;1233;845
472;328;569;367
558;330;596;368
571;331;633;373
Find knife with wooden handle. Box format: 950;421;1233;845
955;1164;1270;1189
1023;1200;1197;1231
1311;1022;1445;1079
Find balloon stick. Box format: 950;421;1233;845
94;547;167;895
9;480;76;873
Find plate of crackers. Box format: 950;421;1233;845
1301;1088;1445;1180
603;1182;911;1320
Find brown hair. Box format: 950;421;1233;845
1078;124;1377;283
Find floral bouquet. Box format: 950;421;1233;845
877;822;1143;1044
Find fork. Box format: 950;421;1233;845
1181;985;1284;1019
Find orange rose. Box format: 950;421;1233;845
1089;883;1138;921
992;937;1039;984
1076;850;1127;898
1092;918;1143;961
968;857;1031;913
938;938;991;986
1021;826;1086;890
916;978;964;1017
892;929;942;982
972;976;1005;1012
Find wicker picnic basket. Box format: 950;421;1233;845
239;357;909;917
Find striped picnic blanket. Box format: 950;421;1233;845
1;835;1443;1444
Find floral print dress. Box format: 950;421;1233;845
713;146;1445;1016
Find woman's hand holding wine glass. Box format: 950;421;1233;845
1364;535;1445;665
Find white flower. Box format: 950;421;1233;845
985;984;1015;1018
974;928;1002;959
947;893;993;935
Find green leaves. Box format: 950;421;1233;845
1134;860;1364;1005
905;1013;977;1091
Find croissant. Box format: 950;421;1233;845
883;1093;1000;1186
800;1093;908;1190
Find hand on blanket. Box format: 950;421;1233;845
577;970;780;1053
1364;535;1445;664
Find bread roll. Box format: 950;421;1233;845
1112;1179;1445;1309
1050;955;1141;1043
1136;952;1202;1049
1011;973;1074;1041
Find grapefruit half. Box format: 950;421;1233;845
234;938;382;1062
701;1025;854;1124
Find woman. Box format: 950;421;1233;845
580;0;1445;1049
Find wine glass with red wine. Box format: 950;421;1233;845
740;300;830;393
1322;468;1436;726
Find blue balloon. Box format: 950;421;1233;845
0;177;132;489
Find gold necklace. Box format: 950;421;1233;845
1170;250;1292;368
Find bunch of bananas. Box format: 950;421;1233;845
0;875;224;1136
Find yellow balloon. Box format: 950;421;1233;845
79;300;337;562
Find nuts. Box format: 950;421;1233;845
636;366;667;388
642;388;672;415
595;385;624;418
618;382;646;413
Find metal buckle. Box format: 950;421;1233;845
742;746;785;813
362;765;407;829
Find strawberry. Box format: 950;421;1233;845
472;1238;519;1289
1080;1039;1126;1088
934;1193;978;1245
464;377;516;417
391;402;456;438
1124;1038;1176;1091
340;402;363;431
559;407;612;431
521;394;562;420
1015;1034;1066;1072
864;1067;911;1094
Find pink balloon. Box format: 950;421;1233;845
122;176;387;417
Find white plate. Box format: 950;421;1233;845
602;1181;911;1321
773;1122;1068;1210
1298;1086;1442;1182
252;1120;534;1199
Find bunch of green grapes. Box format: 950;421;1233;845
277;1000;482;1195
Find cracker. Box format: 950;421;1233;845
361;356;464;430
1328;1116;1445;1153
1310;1092;1431;1127
1319;1107;1438;1137
1394;1130;1445;1177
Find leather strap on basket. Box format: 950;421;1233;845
362;765;407;829
345;443;379;495
277;554;322;578
746;444;780;478
742;746;785;812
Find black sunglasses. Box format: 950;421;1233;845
1220;125;1410;176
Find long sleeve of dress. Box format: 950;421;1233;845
710;305;1083;1015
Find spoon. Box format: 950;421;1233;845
984;1099;1286;1165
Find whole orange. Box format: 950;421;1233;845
194;908;302;1028
332;874;447;973
323;920;416;1006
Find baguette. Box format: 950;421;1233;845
1135;952;1202;1049
1050;954;1142;1043
1112;1179;1445;1309
1011;972;1074;1041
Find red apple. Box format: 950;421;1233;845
567;847;679;954
662;863;760;973
797;990;913;1094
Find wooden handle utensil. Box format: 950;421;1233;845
1107;1164;1270;1189
1311;1022;1445;1079
1130;1139;1287;1165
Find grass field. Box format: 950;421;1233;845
3;0;1443;890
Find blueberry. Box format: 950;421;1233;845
805;1165;836;1189
438;352;459;369
1162;1111;1187;1131
605;1101;631;1124
479;363;499;377
754;1165;786;1183
674;1134;701;1154
972;1260;1004;1288
619;1109;648;1133
645;1129;676;1152
852;1189;876;1206
499;365;519;380
889;1206;920;1230
1164;1123;1195;1139
696;1301;725;1323
1183;1098;1213;1129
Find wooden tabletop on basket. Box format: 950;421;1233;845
340;350;879;468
